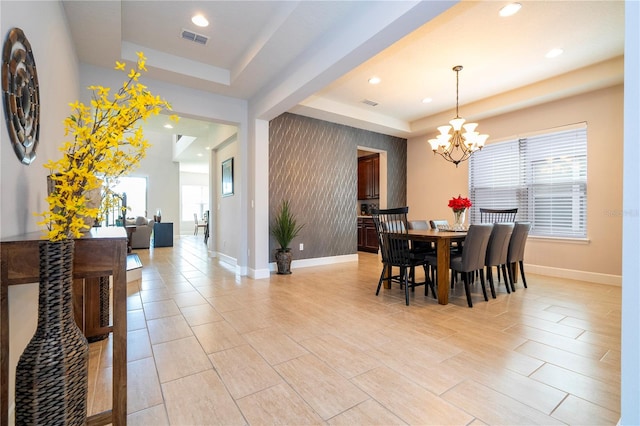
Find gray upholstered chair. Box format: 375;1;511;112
484;223;515;298
128;216;154;249
449;224;493;307
507;222;532;291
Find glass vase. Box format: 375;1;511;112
452;208;466;230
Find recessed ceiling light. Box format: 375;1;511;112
368;76;381;85
499;2;521;17
422;97;433;104
545;48;564;58
163;124;174;129
205;147;210;150
191;14;209;27
197;153;203;157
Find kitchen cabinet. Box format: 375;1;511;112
358;154;379;200
357;217;379;253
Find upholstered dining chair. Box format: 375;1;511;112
479;208;518;223
408;220;433;252
371;208;433;305
194;213;207;235
407;220;436;285
448;224;493;307
506;222;532;291
484;223;515;298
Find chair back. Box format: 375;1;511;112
371;207;410;265
485;223;515;267
479;208;518;223
507;222;531;263
194;213;199;225
408;220;429;230
429;219;449;229
459;224;493;272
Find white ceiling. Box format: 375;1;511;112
61;0;625;169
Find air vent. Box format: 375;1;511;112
361;99;378;107
181;29;208;45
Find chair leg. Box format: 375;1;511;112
507;261;515;292
375;267;386;296
410;266;416;292
463;272;473;307
519;261;528;288
487;267;498;297
479;269;488;301
503;264;515;292
403;267;410;306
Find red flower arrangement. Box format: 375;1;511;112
448;195;472;212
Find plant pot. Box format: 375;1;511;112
275;248;293;274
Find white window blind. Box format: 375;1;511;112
469;124;587;238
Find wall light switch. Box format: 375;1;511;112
299;243;304;251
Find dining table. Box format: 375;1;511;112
403;228;467;305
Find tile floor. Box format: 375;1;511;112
87;235;621;425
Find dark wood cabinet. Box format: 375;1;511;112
357;217;378;252
357;154;379;200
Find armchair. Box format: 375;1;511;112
126;216;154;249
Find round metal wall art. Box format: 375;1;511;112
2;27;40;165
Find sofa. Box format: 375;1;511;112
126;216;154;249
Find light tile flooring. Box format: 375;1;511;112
87;235;621;425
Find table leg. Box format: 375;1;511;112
436;238;450;304
383;264;391;289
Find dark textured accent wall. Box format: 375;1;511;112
269;113;407;261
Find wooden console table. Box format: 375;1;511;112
0;227;127;426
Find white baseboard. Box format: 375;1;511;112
526;263;621;286
269;254;359;272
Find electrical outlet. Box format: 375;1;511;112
299;243;304;251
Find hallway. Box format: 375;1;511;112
88;235;621;425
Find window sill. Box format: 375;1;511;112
529;235;590;244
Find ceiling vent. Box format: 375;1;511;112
361;99;378;107
181;29;208;45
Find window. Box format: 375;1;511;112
469;123;587;238
110;176;148;218
181;185;209;221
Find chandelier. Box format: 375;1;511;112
428;65;488;167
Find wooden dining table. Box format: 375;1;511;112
404;228;467;305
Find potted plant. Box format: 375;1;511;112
270;199;305;274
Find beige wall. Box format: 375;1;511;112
408;84;623;282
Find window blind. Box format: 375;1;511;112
469;124;587;238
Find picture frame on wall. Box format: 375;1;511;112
222;157;234;196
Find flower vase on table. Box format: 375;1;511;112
452;208;466;230
448;194;472;230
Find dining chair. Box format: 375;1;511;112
479;208;518;223
484;223;515;298
371;208;434;305
449;224;493;307
408;220;433;252
408;220;435;284
194;213;207;235
506;222;532;291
